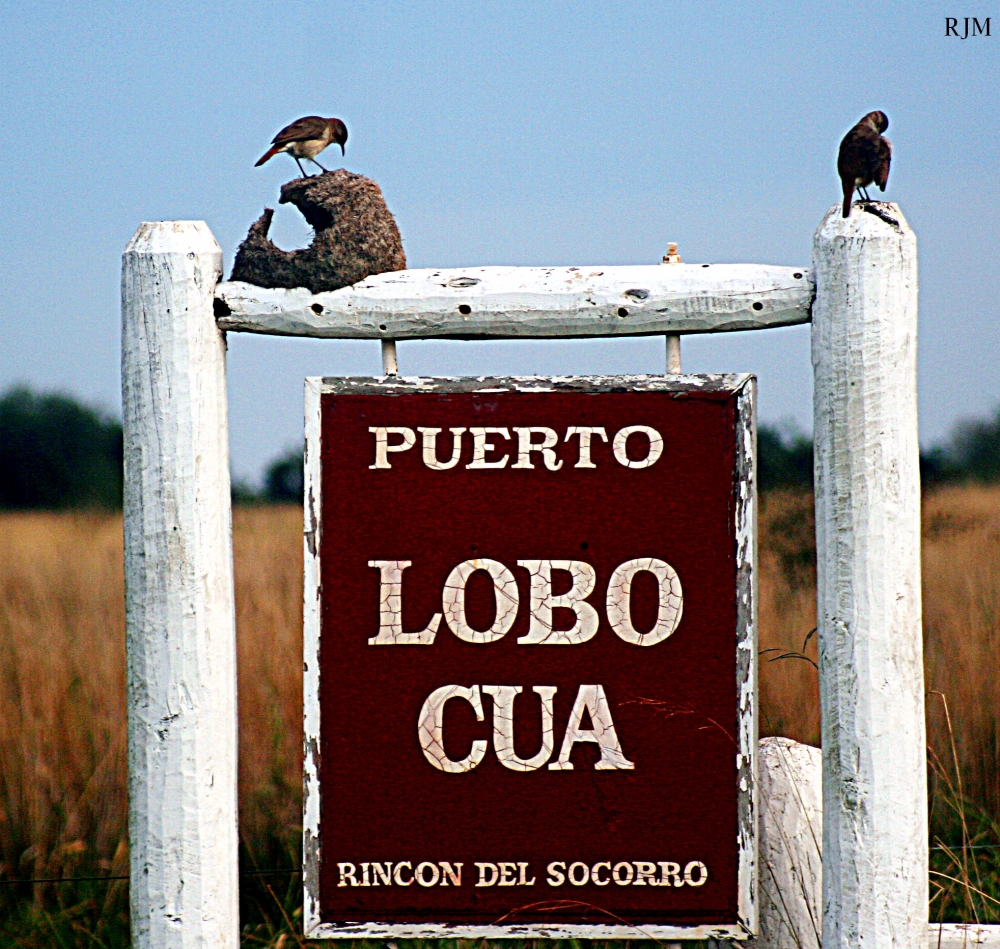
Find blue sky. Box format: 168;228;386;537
1;1;997;482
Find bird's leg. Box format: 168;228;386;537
861;186;872;201
295;156;309;177
311;158;330;173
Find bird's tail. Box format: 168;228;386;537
255;147;280;167
841;182;853;219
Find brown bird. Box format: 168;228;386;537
837;111;892;218
254;116;348;177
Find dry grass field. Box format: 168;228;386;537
0;486;998;943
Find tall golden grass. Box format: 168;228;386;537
0;487;997;932
758;485;1000;819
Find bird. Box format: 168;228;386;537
254;116;348;177
837;111;892;218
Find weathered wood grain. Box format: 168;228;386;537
757;738;1000;949
214;263;813;340
122;221;239;949
813;202;926;949
758;738;822;949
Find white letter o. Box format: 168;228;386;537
442;559;520;643
606;558;683;646
684;861;708;886
613;861;635;885
416;862;441;887
612;425;663;468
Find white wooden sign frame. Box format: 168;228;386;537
121;203;956;949
302;373;757;941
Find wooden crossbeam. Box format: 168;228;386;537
214;263;813;340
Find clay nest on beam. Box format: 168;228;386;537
230;170;406;293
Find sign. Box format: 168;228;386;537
303;375;757;940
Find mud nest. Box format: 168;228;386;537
229;170;406;293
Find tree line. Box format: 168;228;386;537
0;385;997;509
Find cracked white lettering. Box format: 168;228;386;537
606;558;683;646
517;560;599;645
418;685;488;773
548;684;635;771
336;859;707;888
442;559;520;643
368;557;683;647
367;560;442;645
368;427;416;469
481;685;557;771
367;425;663;470
511;427;564;470
419;682;634;772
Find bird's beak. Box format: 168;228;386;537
340;143;345;156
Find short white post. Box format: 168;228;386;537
381;338;398;375
121;222;240;949
757;738;823;949
812;204;926;949
666;333;682;373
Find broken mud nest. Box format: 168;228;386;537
230;170;406;293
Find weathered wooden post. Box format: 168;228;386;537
758;738;822;949
812;203;926;949
122;221;240;949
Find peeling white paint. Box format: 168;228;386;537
757;738;1000;949
215;263;813;340
929;926;1000;948
302;376;323;933
734;378;759;938
307;921;751;940
121;221;238;949
813;202;926;949
758;738;823;949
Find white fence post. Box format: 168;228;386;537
812;203;926;949
758;738;823;949
122;222;239;949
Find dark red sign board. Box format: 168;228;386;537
303;375;757;940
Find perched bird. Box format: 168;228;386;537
837;111;892;218
255;116;348;177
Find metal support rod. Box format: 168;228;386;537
812;203;925;949
381;338;398;376
662;243;682;374
121;222;239;949
666;333;682;373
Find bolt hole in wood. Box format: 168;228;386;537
379;324;387;331
312;303;324;315
458;304;472;315
793;272;803;279
752;302;764;311
617;307;629;317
